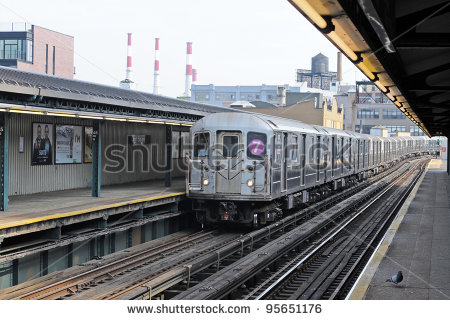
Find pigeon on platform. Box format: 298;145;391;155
386;271;403;284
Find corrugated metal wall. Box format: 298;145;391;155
8;114;186;196
101;121;168;185
8;113;93;196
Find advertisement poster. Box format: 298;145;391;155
32;123;53;165
84;126;93;163
55;125;82;164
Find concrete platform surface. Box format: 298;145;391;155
0;178;185;231
349;159;450;299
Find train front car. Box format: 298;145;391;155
187;112;273;226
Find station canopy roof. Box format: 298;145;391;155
0;66;229;121
289;0;450;137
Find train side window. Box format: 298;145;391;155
194;132;210;158
247;132;267;160
291;135;298;162
274;133;282;164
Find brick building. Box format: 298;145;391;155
0;23;74;78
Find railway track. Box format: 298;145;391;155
2;158;428;300
1;230;226;300
109;159;417;300
173;158;428;300
255;159;426;300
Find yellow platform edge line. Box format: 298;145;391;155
347;161;431;300
0;192;186;230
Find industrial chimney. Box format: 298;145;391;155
192;68;197;83
337;51;343;82
153;38;160;95
120;33;136;89
184;42;193;97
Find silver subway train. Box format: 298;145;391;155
187;112;438;226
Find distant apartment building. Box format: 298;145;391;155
234;92;343;130
350;81;425;136
190;84;301;107
0;23;74;78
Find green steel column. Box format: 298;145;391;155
92;121;102;197
165;124;172;187
0;113;8;211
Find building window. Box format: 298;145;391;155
45;44;48;74
27;39;33;62
52;46;55;75
357;108;379;119
382;109;406;119
385;125;406;136
410;125;425;136
355;125;374;134
194;92;210;101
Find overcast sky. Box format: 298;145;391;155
1;0;364;98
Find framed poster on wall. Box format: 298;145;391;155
84;126;93;163
55;125;83;164
32;123;53;165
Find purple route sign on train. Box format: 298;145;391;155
248;138;265;156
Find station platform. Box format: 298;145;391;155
349;159;450;300
0;178;185;240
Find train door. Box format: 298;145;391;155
301;134;306;186
282;132;288;192
323;136;329;182
316;136;321;182
341;137;345;174
272;132;282;195
215;131;243;194
331;137;336;178
190;131;210;192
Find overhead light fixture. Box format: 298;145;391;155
386;93;395;101
357;62;376;81
105;117;127;122
79;114;104;119
290;0;327;29
165;121;181;126
181;123;193;127
128;118;148;123
147;120;164;124
10;109;45;115
46;111;76;118
394;101;402;107
373;80;387;93
327;31;358;62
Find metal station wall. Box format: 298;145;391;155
8;114;187;196
101;121;186;185
8;113;93;196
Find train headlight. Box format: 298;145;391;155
247;179;254;188
202;179;209;186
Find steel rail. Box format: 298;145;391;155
256;159;426;300
9;230;214;300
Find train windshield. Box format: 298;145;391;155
222;135;239;158
194;132;210;157
247;132;267;159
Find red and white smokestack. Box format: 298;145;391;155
184;42;193;97
153;38;160;94
192;68;197;83
126;33;133;81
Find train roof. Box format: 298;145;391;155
193;112;431;141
